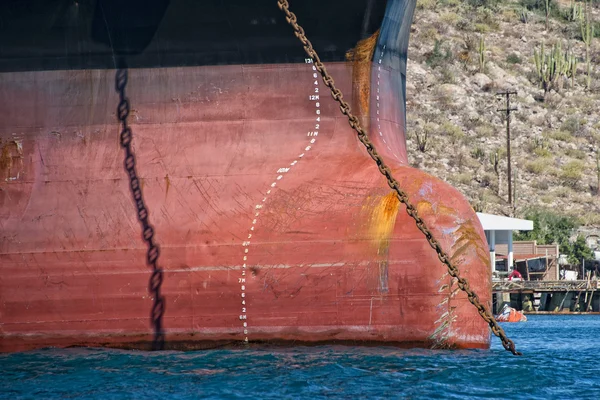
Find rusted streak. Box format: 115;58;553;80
0;140;24;181
165;174;171;197
345;29;380;122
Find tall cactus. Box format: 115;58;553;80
580;0;594;89
520;8;529;24
544;0;550;30
597;151;600;195
489;148;501;195
568;0;583;22
478;36;486;73
564;44;579;88
534;42;570;95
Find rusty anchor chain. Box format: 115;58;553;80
115;66;166;351
277;0;521;356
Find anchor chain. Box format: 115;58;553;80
115;67;166;351
277;0;521;356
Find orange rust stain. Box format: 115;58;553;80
345;29;380;128
0;140;23;181
368;192;400;249
0;142;12;174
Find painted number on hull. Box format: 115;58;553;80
234;57;322;345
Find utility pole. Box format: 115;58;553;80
497;91;517;207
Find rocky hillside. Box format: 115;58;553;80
404;0;600;225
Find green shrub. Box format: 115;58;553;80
560;160;585;187
520;0;558;13
441;68;456;83
560;117;582;135
547;130;573;142
525;158;548;174
417;0;437;10
442;0;461;6
425;40;453;68
475;7;501;30
527;136;551;153
533;147;552;158
471;146;486;160
441;121;465;144
568;235;594;264
532;180;550;190
565;148;586;159
540;196;552;204
555;186;573;198
514;207;581;263
440;12;461;27
474;23;490;33
468;0;501;7
455;173;474;185
547;167;561;177
579;211;600;226
506;53;522;64
422;27;439;42
456;19;473;31
475;125;494;138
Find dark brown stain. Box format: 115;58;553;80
165;174;171;196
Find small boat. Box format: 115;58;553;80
495;304;527;323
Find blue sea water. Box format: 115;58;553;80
1;315;600;399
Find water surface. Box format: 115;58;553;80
2;315;599;399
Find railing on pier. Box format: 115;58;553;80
492;280;600;293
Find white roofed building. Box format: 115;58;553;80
476;213;534;275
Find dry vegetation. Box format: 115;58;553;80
405;0;600;225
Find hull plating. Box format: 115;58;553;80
0;62;491;352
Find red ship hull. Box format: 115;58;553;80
0;61;491;352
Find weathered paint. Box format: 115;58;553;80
0;60;490;353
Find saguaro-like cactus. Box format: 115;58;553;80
568;0;583;22
596;151;600;195
544;0;550;30
565;50;578;88
534;42;569;95
580;1;594;89
478;36;486;73
520;8;529;24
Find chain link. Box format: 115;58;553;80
277;0;521;356
116;67;166;351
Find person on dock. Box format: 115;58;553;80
508;268;522;281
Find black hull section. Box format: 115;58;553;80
0;0;386;72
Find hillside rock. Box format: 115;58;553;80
402;0;600;226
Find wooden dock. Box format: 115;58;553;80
493;280;599;293
492;279;600;314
